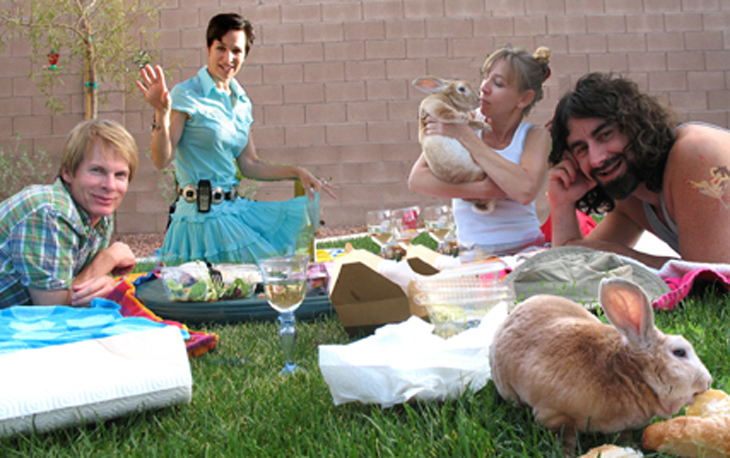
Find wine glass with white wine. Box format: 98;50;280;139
422;204;454;253
259;254;309;375
366;209;394;256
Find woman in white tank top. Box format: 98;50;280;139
408;44;553;255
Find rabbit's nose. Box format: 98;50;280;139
695;372;712;393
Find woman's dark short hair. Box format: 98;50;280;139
549;72;677;213
206;13;255;57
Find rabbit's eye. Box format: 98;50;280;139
673;349;687;358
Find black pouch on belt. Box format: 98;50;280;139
197;179;212;213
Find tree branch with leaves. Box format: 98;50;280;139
0;0;163;119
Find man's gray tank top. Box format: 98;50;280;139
640;121;730;255
643;193;680;254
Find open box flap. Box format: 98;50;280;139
330;262;406;303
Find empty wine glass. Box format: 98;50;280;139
366;209;394;256
259;254;309;375
391;206;421;249
422;204;454;253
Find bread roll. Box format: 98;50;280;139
579;444;643;457
642;415;730;458
641;389;730;458
686;389;730;417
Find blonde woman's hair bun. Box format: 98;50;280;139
533;46;551;65
533;46;552;82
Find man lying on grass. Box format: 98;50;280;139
0;119;138;307
548;72;730;269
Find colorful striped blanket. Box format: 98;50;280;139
106;273;219;358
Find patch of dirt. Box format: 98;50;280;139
114;225;367;259
113;233;166;259
315;224;366;240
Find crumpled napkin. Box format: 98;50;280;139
318;302;508;408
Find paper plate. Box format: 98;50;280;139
136;278;334;325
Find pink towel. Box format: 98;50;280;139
653;260;730;311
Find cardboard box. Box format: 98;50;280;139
329;256;439;336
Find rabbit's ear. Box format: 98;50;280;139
599;277;658;345
412;76;446;93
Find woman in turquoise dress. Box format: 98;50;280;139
137;13;335;265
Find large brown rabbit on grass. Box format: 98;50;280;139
490;277;712;455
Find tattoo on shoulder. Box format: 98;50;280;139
686;155;730;210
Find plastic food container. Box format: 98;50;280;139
160;261;259;302
217;264;261;289
413;287;513;339
160;261;215;302
412;261;514;338
413;260;506;293
306;262;330;296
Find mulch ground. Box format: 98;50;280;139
114;225;366;259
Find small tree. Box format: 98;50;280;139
0;0;162;120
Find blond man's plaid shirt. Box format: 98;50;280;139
0;179;112;308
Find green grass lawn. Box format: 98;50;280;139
2;238;728;457
316;231;438;253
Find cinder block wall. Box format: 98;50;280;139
1;1;728;235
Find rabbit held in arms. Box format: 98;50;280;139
413;76;495;212
490;277;712;452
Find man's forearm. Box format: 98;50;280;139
73;250;116;286
28;287;72;306
549;202;585;247
562;238;674;270
73;242;135;287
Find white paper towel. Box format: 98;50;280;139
0;326;193;437
318;301;508;408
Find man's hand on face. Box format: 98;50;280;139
547;154;597;207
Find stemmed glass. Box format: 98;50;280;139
259;254;309;375
366;209;394;256
391;206;421;249
422;204;454;253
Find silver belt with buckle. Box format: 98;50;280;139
179;184;238;204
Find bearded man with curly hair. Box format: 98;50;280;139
548;72;730;268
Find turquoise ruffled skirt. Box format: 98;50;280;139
159;194;320;265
